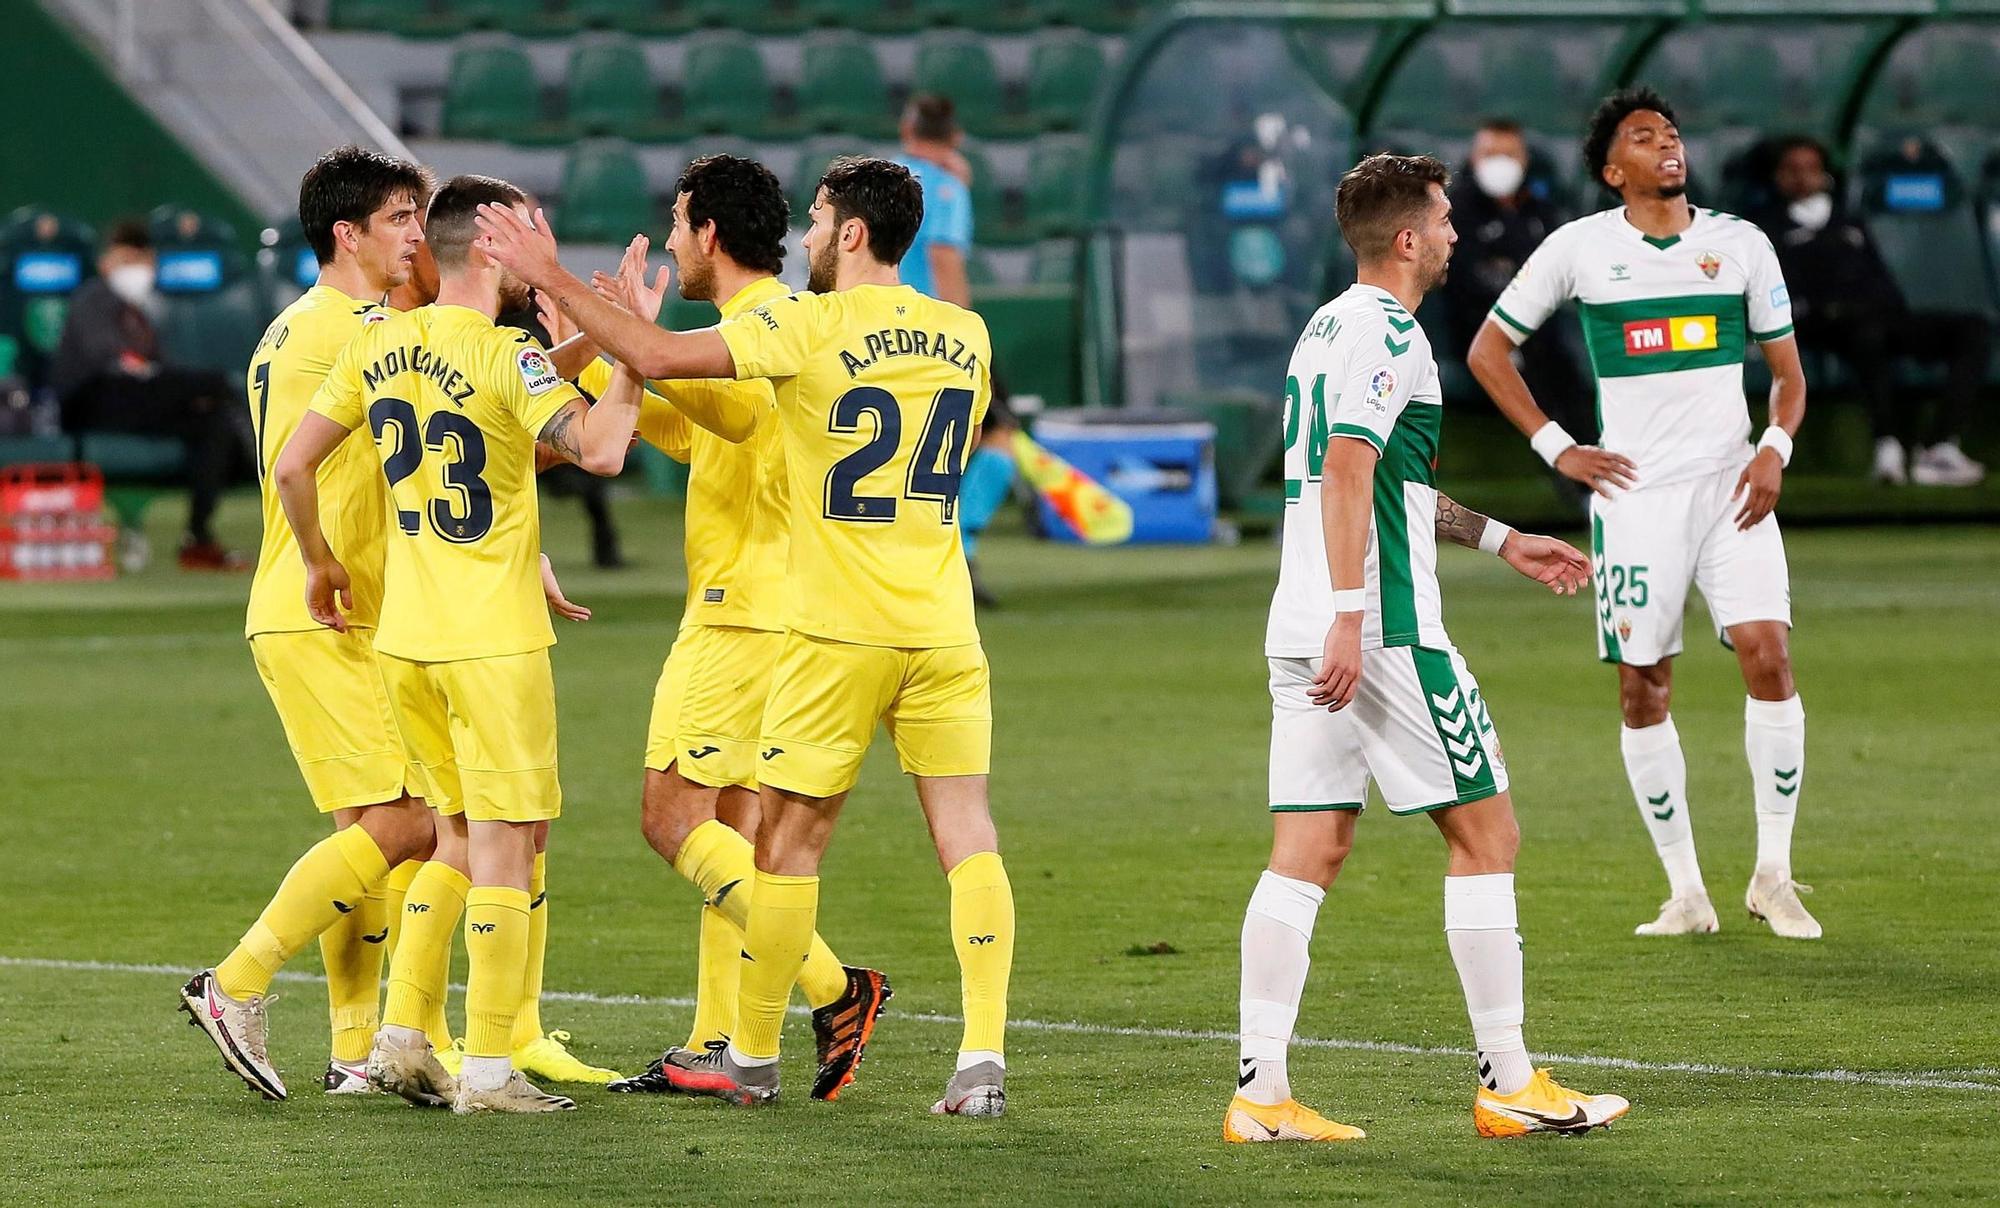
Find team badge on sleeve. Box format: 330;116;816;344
1365;366;1397;414
517;345;561;395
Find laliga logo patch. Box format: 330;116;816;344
518;345;561;395
1365;365;1397;414
1696;251;1722;280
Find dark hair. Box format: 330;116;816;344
425;174;528;273
1769;134;1828;168
1334;152;1450;260
677;154;788;274
817;156;924;267
906;94;959;143
1478;116;1525;138
299;145;433;265
104;219;152;252
1584;87;1678;186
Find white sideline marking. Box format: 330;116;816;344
7;954;1997;1096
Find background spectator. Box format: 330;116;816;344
1445;119;1594;447
52;219;249;568
894;94;974;308
1750;135;1988;486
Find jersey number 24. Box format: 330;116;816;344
823;385;975;523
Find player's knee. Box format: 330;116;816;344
1618;672;1672;727
639;793;696;863
1737;636;1794;697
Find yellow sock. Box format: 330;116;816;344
686;904;742;1049
321;864;393;1062
734;871;818;1060
463;886;533;1059
948;851;1013;1058
215;826;390;1001
381;859;421;957
382;861;469;1035
675;820;848;1010
509;852;549;1049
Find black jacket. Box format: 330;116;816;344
51;277;159;401
1442;177;1564;347
1748;199;1905;327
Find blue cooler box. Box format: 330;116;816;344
1031;410;1217;544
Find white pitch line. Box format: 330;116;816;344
7;954;1996;1096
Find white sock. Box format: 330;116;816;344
461;1054;512;1092
957;1049;1004;1072
1620;717;1706;900
1745;695;1806;880
1444;874;1532;1096
727;1043;778;1069
1237;870;1323;1106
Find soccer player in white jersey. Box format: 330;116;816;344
1229;152;1627;1144
1468;89;1818;940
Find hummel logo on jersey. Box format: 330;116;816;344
471;922;496;934
332;900;355;914
761;747;784;760
967;934;997;945
362;928;389;944
1609;263;1630;281
688;745;721;760
407;903;430;913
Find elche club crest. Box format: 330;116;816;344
1696;251;1722;279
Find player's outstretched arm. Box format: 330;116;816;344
589;238;758;443
1309;437;1377;714
474;203;735;381
1435;492;1588;596
1468;319;1636;497
538;362;644;477
272;410;358;632
1734;335;1807;530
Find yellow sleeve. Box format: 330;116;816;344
648;377;761;444
498;332;584;437
716;292;819;382
307;334;368;432
575;357;613;400
638;391;692;462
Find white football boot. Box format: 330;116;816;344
367;1028;458;1107
1746;872;1822;939
1634;892;1720;936
453;1069;576;1114
323;1059;372;1095
178;969;285;1101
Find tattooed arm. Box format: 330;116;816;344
1434;492;1492;550
1436;492;1592;595
536;361;643;476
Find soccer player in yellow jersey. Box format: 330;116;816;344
479;156;1015;1115
546;156;889;1104
179;147;438;1102
275;175;644;1114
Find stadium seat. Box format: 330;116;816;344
1856;140;1996;318
913;34;1010;138
1044;0;1149;34
694;0;812;34
566;37;666;141
919;0;1043;33
0;207;95;395
802;0;922;34
442;41;544;141
559;143;657;244
568;0;699;34
680;32;771;138
958;145;1016;246
445;0;575;35
327;0;450;35
798;31;894;138
1026;30;1105;132
1026;138;1089;238
144;207;266;379
788;136;870;223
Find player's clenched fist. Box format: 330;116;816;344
1310;614;1364;712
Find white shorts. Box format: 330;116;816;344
1268;645;1510;816
1589;464;1792;667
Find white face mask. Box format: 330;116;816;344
1787;191;1833;231
106;263;156;306
1472;154;1526;200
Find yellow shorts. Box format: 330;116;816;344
644;624;782;790
757;632;991;798
250;628;414;813
378;648;562;823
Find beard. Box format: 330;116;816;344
676;253;714;302
1418;247;1451;296
805;238;838;294
1659;180;1688;199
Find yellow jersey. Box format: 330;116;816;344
244;285;391;638
717;283;990;649
309;304;582;663
577;276;790;632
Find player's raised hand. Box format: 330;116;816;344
304;558;353;633
1554;445;1638;497
540;553;591;622
1309;615;1364;712
1498;532;1591;595
535;287;577;346
1733;447;1784;530
618;234;672;323
474;204;562;289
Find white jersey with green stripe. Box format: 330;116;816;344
1489;206;1795;490
1267;283;1449;657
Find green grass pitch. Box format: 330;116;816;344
3;496;1996;1205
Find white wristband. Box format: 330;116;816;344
1529;421;1577;468
1331;588;1365;614
1478;520;1514;557
1757;427;1794;468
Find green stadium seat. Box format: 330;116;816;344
442;42;542;141
797;31;893;138
788;136;868;222
568;0;699;34
446;0;575;35
913;34;1009;138
1856;141;1995;320
1025;138;1088;238
559;143;657;244
1026;30;1105;132
694;0;811;33
567;37;665;141
327;0;453;35
976;287;1078;405
0;207;95;394
680;32;770;138
145;206;267;379
1039;0;1146;34
802;0;922;34
919;0;1042;33
0;434;76;468
957;145;1015;245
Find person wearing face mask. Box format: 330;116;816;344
52;219;250;567
1749;135;1988;486
1443;119;1595;465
